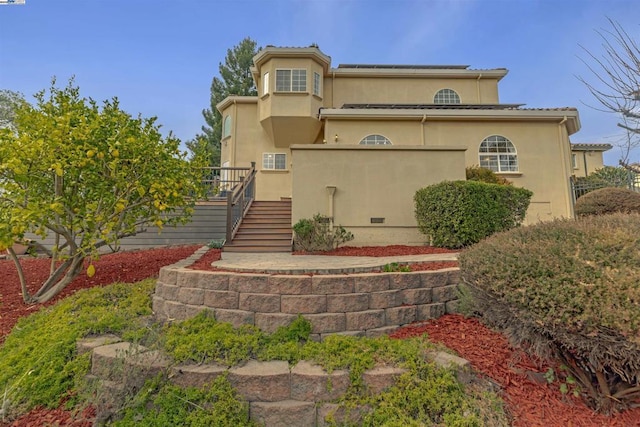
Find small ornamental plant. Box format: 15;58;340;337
293;214;354;252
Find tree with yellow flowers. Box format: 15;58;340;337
0;79;204;303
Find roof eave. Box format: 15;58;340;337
252;46;332;74
216;96;259;113
329;67;509;80
319;108;581;134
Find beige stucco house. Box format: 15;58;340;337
570;143;612;177
218;46;608;246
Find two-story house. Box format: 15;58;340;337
218;45;603;247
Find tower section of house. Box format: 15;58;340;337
252;46;330;146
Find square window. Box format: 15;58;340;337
262;153;286;170
275;69;306;92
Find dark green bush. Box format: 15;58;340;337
459;214;640;413
414;180;532;249
465;166;512;185
574;187;640;216
293;213;354;251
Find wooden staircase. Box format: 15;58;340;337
223;200;292;253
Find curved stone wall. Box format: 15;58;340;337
153;265;461;338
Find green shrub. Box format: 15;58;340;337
0;280;156;417
459;213;640;413
574;187;640;216
163;311;264;366
113;374;254;426
414;180;532;249
293;213;354;251
465;166;512;185
382;262;411;272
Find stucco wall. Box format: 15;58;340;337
321;118;575;223
220;101;294;201
328;76;500;107
291;145;466;245
571;150;606;177
423;120;575;222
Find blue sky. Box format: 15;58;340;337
1;0;638;165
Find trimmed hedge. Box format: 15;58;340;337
414;180;532;249
574;187;640;216
459;214;640;413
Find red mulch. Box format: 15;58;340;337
391;315;640;427
3;245;639;426
188;248;223;271
293;245;457;257
0;245;200;345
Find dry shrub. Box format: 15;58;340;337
575;187;640;216
465;166;512;185
459;214;640;414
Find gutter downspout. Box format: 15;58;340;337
331;71;335;108
232;99;238;167
476;74;483;103
420;114;427;146
557;116;573;217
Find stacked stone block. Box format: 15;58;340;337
154;267;461;338
83;335;471;427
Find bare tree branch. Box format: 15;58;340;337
579;18;640;164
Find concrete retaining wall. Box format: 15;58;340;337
153;265;461;338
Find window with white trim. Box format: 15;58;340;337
359;134;392;145
434;88;461;104
222;115;232;138
276;69;306;92
479;135;518;172
572;153;578;169
262;153;287;170
313;72;321;96
263;72;269;95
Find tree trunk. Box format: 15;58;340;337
28;253;86;304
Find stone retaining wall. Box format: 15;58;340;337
153;264;461;338
80;336;471;427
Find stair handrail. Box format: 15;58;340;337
226;163;256;242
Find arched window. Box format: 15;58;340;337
434;88;461;104
359;134;392;145
479;135;518;172
222;115;232;138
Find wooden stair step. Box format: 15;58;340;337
232;236;291;242
241;219;291;225
235;227;292;233
225;199;293;253
223;246;291;253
